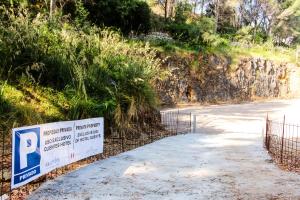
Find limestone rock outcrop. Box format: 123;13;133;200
156;54;299;105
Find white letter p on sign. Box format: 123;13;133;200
19;132;38;169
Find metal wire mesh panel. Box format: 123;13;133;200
1;132;12;200
160;111;191;135
265;117;300;171
1;111;191;199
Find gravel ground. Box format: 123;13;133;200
29;99;300;200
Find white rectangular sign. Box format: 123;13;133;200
11;117;104;189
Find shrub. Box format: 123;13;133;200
166;16;217;47
0;9;163;126
193;16;216;34
166;23;197;43
150;12;167;32
174;1;193;24
234;26;268;45
84;0;151;34
234;26;253;46
202;32;229;49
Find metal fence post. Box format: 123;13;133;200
265;114;269;150
280;115;286;163
121;130;125;152
193;115;197;133
176;109;179;134
1;130;4;199
189;113;192;133
150;126;153;142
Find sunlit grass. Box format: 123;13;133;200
229;45;298;69
149;39;299;71
0;82;68;134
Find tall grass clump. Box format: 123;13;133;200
0;7;163;131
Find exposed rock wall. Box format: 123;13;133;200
156;54;299;105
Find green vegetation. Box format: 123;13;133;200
0;7;163;133
146;0;299;66
230;45;297;67
0;0;299;133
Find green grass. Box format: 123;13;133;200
0;11;164;131
229;45;298;69
148;38;299;71
0;81;69;135
146;40;200;55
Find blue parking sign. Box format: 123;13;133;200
11;117;104;189
13;127;41;186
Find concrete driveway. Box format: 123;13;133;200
30;99;300;200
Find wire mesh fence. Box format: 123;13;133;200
265;116;300;171
160;111;192;135
0;110;191;200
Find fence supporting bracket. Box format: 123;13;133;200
191;114;197;133
280;115;286;164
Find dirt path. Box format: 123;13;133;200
30;99;300;200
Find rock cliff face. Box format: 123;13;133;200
156;54;300;105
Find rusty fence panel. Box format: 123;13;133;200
265;116;300;171
0;110;191;200
160;111;192;135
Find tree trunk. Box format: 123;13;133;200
164;0;168;21
50;0;56;18
201;0;205;16
169;0;176;18
193;1;198;14
215;0;219;32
